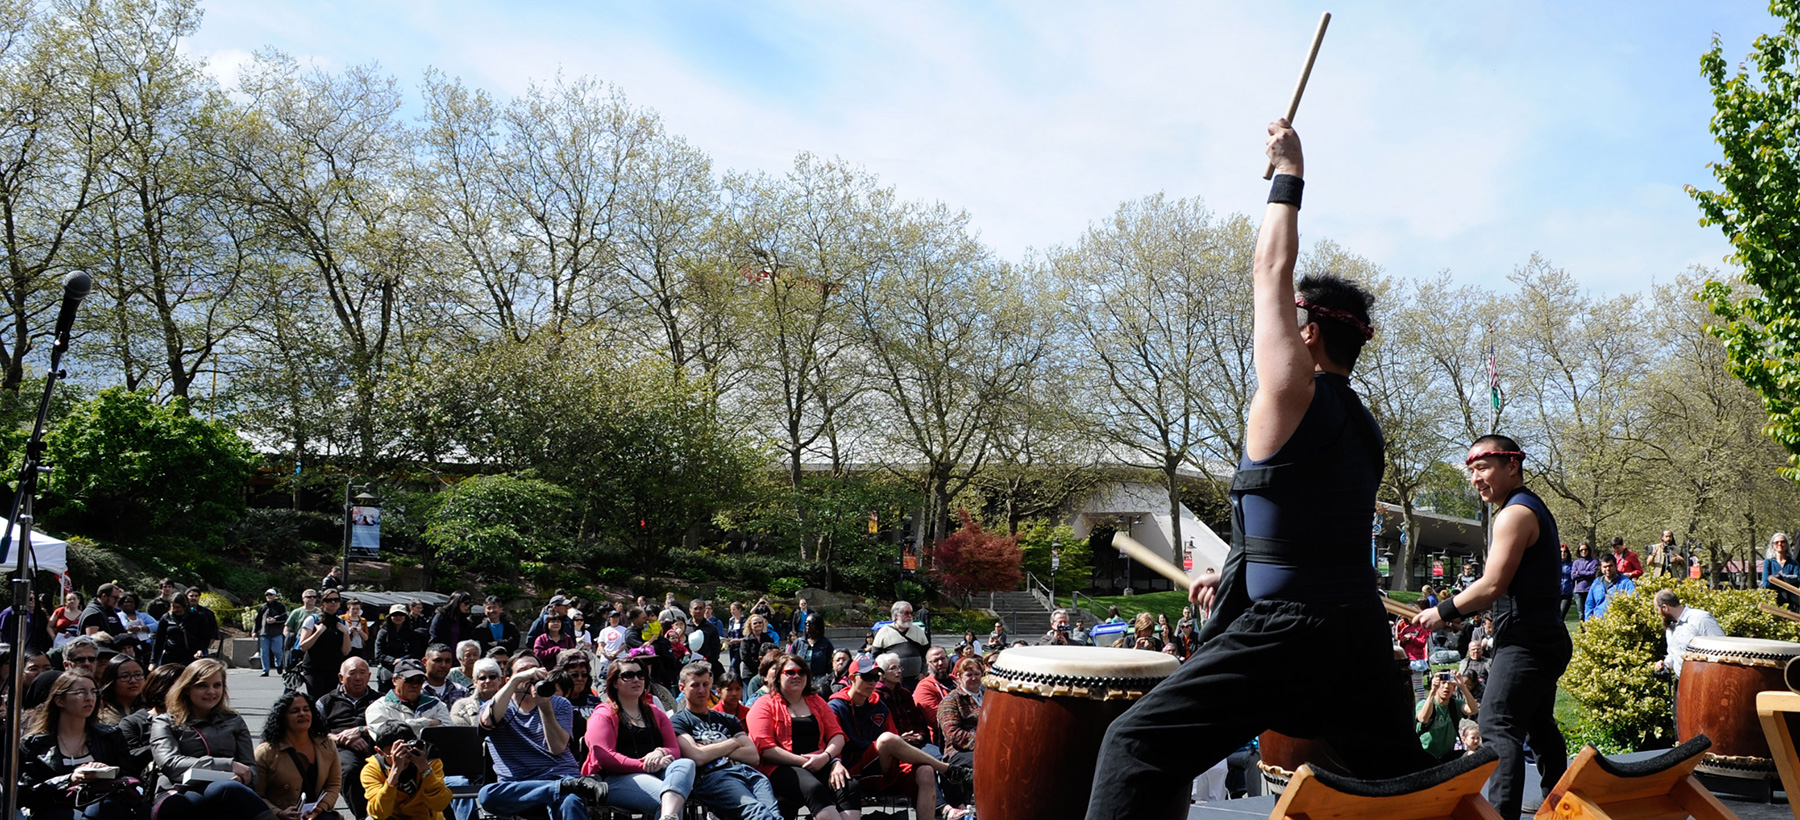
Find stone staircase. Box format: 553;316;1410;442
988;590;1054;641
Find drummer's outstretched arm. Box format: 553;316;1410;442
1246;119;1313;462
1417;506;1538;631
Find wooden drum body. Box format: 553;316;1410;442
1677;635;1800;779
975;646;1180;820
1258;644;1410;794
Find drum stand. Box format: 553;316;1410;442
1268;747;1502;820
1535;737;1740;820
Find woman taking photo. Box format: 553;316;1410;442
296;592;350;700
533;611;577;668
97;655;148;725
582;655;696;820
748;653;857;820
19;672;143;819
149;658;272;818
254;690;340;819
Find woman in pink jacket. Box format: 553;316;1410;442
582;655;695;820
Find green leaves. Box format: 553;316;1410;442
1690;2;1800;475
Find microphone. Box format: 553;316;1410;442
52;271;91;350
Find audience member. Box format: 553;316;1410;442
1610;536;1644;579
374;606;414;688
829;656;966;816
285;591;319;660
97;653;147;725
478;597;521;654
583;655;697;819
19;672;145;820
361;723;453;820
367;659;451;740
118;663;181;778
79;584;122;636
450;640;481;689
476;657;610;820
747;653;857;820
182;589;219;655
535;612;578;670
871;601;930;685
117;592;156;643
52;591;82;638
256;590;289;677
1414;672;1480;762
151;595;206;667
254;689;341;818
671;661;781;820
430;593;475;651
316;657;380;818
422;643;469;705
873;653;936;752
1585;553;1637;620
149;658;269;818
1570;543;1599;621
911;646;955;746
297;591;352;700
937;657;983;764
713;672;750;726
451;658;507;727
147;579;179;621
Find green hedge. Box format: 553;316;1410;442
1566;576;1800;752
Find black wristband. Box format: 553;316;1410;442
1268;174;1304;209
1436;598;1463;622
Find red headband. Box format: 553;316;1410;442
1465;450;1527;466
1295;298;1374;341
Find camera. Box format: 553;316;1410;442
534;678;558;698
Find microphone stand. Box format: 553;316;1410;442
3;294;80;817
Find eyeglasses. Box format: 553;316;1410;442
67;655;97;664
475;674;501;681
117;672;146;682
303;595;317;599
616;670;645;681
781;669;807;678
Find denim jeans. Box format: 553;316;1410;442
689;761;782;820
259;634;285;673
601;758;696;815
153;779;272;820
477;780;589;820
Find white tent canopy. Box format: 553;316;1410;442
0;524;67;575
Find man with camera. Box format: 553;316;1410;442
1415;671;1480;761
1041;609;1074;645
362;723;453;820
477;656;610;819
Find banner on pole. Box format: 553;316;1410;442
350;506;381;557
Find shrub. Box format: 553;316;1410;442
422;474;577;578
770;576;806;597
1566;575;1800;752
899;580;926;605
931;510;1023;596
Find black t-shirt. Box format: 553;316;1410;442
789;714;821;755
78;602;115;634
670;709;744;772
616;715;662;760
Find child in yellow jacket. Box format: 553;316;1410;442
361;724;452;820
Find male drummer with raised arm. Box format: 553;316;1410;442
1084;120;1436;820
1412;435;1571;819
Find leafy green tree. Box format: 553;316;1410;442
1690;4;1800;477
1015;519;1089;593
41;387;255;550
422;474;577;579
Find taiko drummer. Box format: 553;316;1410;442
1084;120;1437;820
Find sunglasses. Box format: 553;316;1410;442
322;598;342;603
781;669;808;678
67;655;97;664
857;671;881;682
616;670;645;681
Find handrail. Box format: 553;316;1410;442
1025;571;1052;610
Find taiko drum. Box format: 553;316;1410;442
975;646;1181;820
1677;635;1800;779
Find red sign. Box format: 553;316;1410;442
1432;559;1444;578
1183;552;1193;570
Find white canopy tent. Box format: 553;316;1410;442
0;524;67;575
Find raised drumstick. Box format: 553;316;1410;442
1263;11;1332;180
1772;576;1800;599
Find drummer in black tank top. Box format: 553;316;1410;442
1086;120;1437;820
1411;435;1571;819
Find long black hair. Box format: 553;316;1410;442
261;689;325;745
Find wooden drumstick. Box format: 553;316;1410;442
1761;602;1800;623
1772;576;1800;599
1263;11;1332;180
1383;597;1420;619
1112;532;1194;588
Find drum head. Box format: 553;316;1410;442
990;645;1180;681
1686;636;1800;659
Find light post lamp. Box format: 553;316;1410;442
1050;536;1061;611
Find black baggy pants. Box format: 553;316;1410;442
1480;639;1571;819
1084;598;1438;820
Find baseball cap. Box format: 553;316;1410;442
264;589;279;596
549;595;570;606
389;604;408;615
853;655;881;681
393;659;427;681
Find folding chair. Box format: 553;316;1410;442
1534;736;1738;820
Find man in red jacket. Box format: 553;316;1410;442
1610;537;1644;579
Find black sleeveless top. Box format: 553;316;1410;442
1233;373;1382;601
1492;486;1569;651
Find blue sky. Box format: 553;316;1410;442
184;1;1780;295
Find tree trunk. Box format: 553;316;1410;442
1165;461;1184;567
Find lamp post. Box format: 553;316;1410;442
1050;536;1061;611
